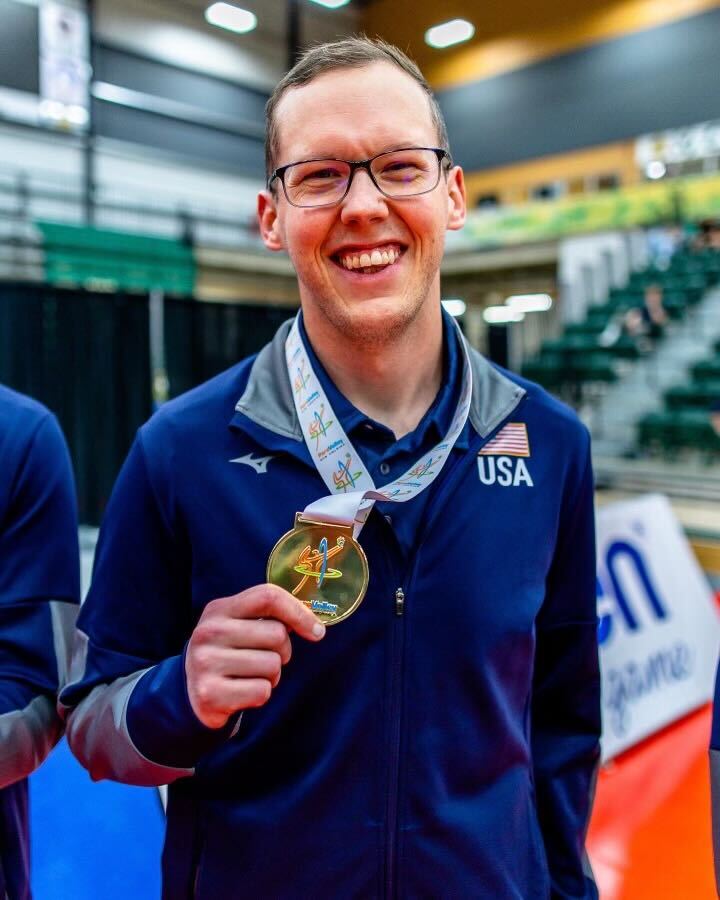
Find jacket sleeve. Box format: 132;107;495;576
531;431;601;900
60;431;238;787
0;413;79;789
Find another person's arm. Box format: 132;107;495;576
531;432;601;900
0;412;79;788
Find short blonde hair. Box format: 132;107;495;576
264;36;450;183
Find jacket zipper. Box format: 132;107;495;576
385;583;407;899
383;423;513;897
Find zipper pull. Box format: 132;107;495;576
395;587;405;616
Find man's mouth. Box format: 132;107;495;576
331;243;405;275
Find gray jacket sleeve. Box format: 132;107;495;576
0;601;77;788
0;408;80;788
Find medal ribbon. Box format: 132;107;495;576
286;314;472;537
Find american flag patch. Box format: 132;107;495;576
479;423;530;457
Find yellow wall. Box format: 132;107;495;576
462;141;639;207
362;0;720;90
362;0;720;202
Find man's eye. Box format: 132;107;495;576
380;162;423;179
302;167;343;181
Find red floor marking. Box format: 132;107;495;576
587;704;715;899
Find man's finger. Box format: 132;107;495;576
230;585;326;641
213;677;275;712
196;648;285;685
194;618;293;661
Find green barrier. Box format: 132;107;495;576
37;221;196;296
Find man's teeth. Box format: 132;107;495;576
339;247;401;270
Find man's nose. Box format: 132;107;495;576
339;169;389;225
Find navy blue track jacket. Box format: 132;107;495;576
61;321;601;899
0;386;79;899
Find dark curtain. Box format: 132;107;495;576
0;284;294;524
0;283;152;524
165;298;293;399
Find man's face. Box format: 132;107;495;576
258;62;466;345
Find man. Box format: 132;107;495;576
62;38;600;899
0;385;79;899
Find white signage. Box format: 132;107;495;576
635;120;720;167
596;494;720;760
39;0;90;129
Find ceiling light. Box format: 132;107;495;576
442;298;466;317
425;19;475;50
646;160;667;180
205;3;257;34
505;293;553;313
483;306;525;325
307;0;351;7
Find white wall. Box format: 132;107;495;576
558;232;640;322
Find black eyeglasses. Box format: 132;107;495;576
268;147;452;208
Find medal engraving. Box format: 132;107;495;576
267;514;369;625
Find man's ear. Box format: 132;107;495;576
446;166;467;232
258;190;285;251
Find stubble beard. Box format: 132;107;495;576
309;266;438;351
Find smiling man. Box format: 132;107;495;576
62;38;600;899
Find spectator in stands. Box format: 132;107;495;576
710;223;720;252
642;282;668;341
0;385;79;899
599;305;652;353
694;218;720;251
647;225;683;269
61;37;601;900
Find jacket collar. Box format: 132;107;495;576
232;318;526;441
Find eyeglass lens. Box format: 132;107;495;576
283;148;441;207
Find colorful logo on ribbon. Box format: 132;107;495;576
397;455;441;486
333;453;362;493
308;405;334;448
293;360;311;396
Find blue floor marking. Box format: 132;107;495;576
30;739;165;899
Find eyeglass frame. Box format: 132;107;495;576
267;146;453;208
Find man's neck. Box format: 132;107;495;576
302;306;444;439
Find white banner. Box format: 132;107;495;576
39;1;90;129
635;119;720;167
597;494;720;760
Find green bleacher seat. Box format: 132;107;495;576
661;292;688;319
565;320;606;336
664;381;720;411
692;357;720;382
606;334;641;360
521;356;566;390
573;354;617;383
638;409;720;456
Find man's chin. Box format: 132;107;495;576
326;297;419;346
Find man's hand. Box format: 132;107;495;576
185;584;326;729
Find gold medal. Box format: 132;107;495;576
267;514;369;625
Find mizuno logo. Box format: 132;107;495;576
230;453;275;474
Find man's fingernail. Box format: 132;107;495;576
313;622;326;638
